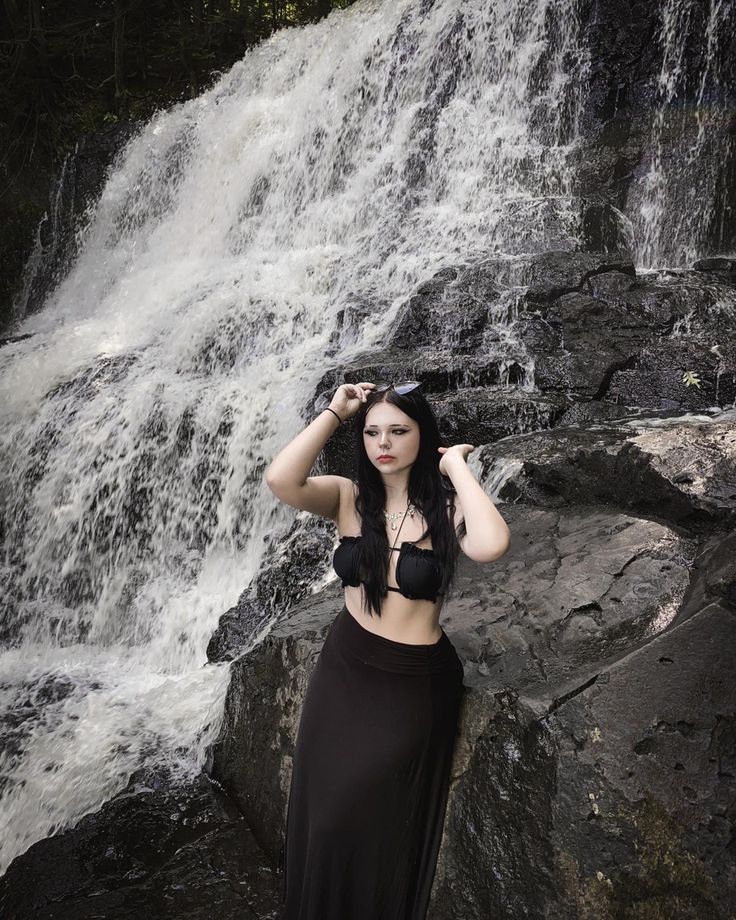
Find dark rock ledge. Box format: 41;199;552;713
0;767;281;920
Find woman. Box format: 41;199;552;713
265;379;511;920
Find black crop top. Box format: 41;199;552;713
333;536;445;602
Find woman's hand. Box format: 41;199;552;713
329;382;376;422
437;443;475;476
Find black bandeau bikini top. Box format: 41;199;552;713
333;535;445;602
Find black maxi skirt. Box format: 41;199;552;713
279;602;465;920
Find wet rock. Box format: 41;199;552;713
450;505;698;692
694;257;736;279
479;412;736;533
542;603;736;920
207;518;335;663
390;263;503;351
0;767;280;920
211;588;340;866
521;271;736;406
554;398;641;426
517;251;636;304
325;253;736;413
430;387;571;448
579;202;633;254
604;341;736;410
677;530;736;625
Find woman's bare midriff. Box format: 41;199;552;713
344;585;443;645
338;480;445;646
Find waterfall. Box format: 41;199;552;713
5;0;728;875
635;0;734;269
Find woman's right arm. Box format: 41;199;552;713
264;382;374;521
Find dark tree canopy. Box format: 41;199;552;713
0;0;356;180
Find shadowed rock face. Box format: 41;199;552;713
545;604;735;920
0;768;281;920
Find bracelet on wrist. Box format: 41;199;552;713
324;407;343;425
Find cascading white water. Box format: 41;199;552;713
0;0;591;873
635;0;733;270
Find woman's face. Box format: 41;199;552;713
363;401;420;472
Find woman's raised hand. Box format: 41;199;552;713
329;382;376;422
437;443;475;476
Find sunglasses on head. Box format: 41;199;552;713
374;380;421;395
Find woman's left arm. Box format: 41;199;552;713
439;446;511;563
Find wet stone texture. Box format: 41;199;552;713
0;768;282;920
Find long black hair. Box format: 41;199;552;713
350;386;467;618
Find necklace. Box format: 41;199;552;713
384;502;417;530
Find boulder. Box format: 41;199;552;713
210;412;736;917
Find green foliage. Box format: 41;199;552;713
681;370;702;388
